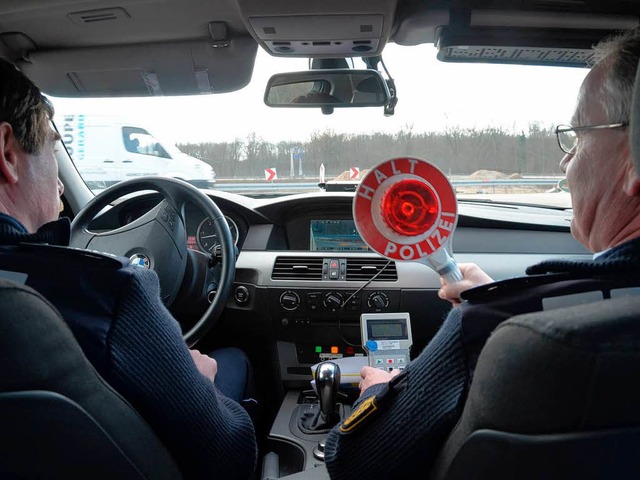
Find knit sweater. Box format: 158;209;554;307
0;213;257;479
324;236;640;480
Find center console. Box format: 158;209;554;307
262;312;416;479
269;284;401;383
252;219;446;478
262;368;353;480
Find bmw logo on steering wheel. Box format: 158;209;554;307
129;253;151;269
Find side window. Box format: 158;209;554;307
122;126;171;158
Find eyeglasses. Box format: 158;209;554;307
555;123;628;154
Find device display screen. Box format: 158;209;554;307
310;219;369;251
367;319;408;340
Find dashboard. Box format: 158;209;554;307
94;189;590;391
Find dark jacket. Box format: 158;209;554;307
324;237;640;480
0;213;257;480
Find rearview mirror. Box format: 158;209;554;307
264;69;390;108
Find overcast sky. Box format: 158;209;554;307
51;43;588;146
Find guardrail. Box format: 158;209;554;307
212;178;562;193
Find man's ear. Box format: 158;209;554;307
0;122;20;185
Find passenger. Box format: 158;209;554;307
125;135;140;153
0;59;257;479
325;27;640;479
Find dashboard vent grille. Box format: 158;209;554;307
272;256;323;280
346;258;397;281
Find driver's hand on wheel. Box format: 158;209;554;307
438;263;494;307
190;349;217;383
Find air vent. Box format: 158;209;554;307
69;8;130;24
272;256;323;280
346;258;397;282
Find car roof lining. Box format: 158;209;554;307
2;0;640;97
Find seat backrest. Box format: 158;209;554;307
0;279;182;479
431;295;640;480
443;426;640;480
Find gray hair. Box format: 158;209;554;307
592;28;640;124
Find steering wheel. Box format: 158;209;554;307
69;176;235;346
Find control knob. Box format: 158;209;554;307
280;291;300;311
323;292;343;309
368;292;389;310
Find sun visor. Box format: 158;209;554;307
18;36;257;97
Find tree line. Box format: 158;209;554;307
177;124;562;179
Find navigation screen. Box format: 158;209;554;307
310;220;369;251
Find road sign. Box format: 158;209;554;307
352;157;462;283
350;167;360;179
292;147;301;160
265;167;277;181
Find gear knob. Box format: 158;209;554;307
316;361;341;418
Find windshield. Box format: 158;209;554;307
52;43;587;206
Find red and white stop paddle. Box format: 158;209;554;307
353;157;463;284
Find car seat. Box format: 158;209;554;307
430;295;640;480
0;279;183;479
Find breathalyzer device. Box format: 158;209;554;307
361;312;412;372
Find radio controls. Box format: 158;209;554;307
323;292;343;309
280;291;300;311
368;292;389;310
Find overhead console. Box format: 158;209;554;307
235;0;398;57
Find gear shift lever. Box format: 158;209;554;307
298;361;342;433
316;361;341;421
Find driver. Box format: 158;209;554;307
0;59;257;479
325;27;640;479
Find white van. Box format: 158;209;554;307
59;115;216;190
